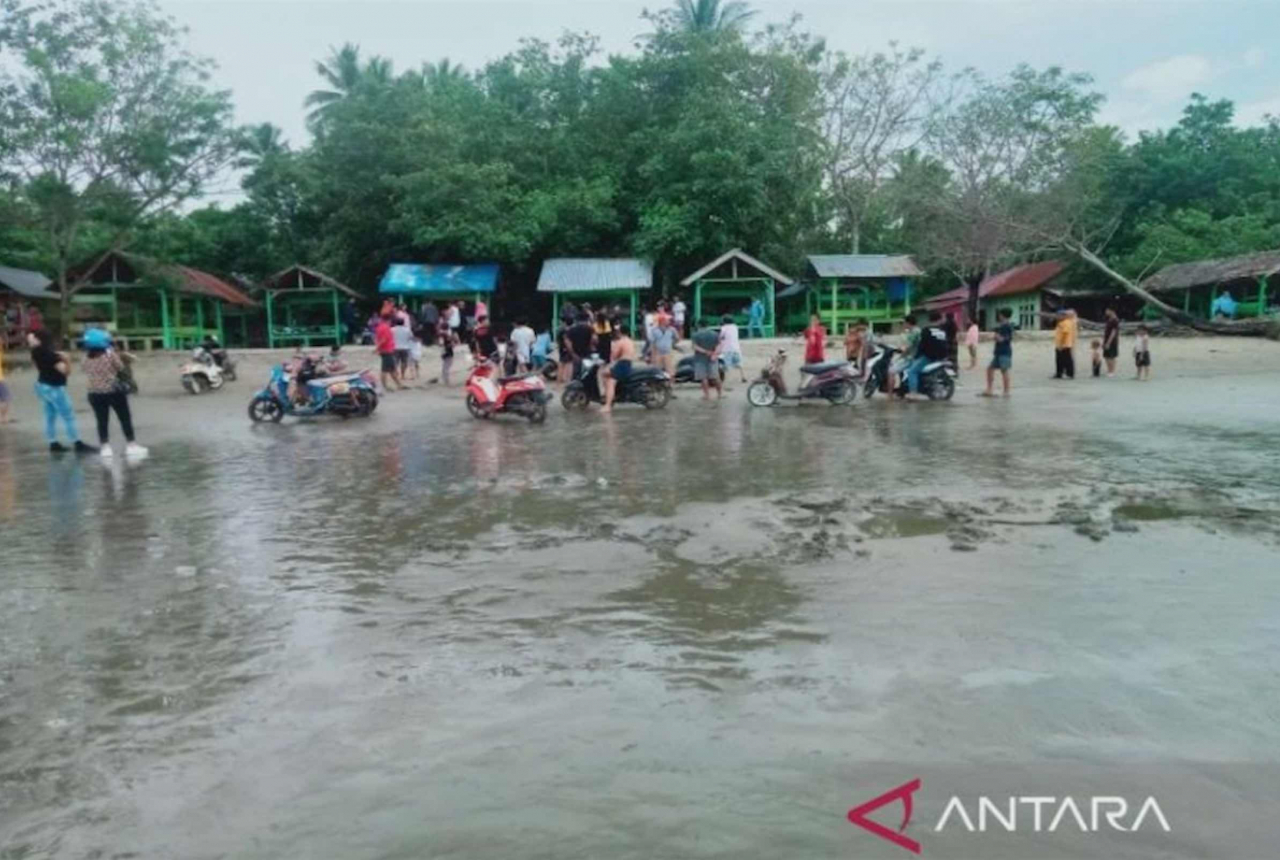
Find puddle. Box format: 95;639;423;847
1112;503;1188;522
858;513;952;539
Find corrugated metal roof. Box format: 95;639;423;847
1142;250;1280;292
379;263;498;295
923;261;1066;309
538;258;653;293
680;248;795;286
72;252;256;306
807;254;923;279
0;264;54;298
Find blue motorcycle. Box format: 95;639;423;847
247;361;378;423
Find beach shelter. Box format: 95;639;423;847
1141;250;1280;320
680;248;793;338
67;251;255;350
537;258;653;333
378;263;499;315
262;265;363;348
778;254;923;334
1;263;56;348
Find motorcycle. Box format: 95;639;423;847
672;353;726;385
863;343;957;401
561;355;671;410
181;346;234;394
746;349;858;407
247;360;378;422
465;358;551;423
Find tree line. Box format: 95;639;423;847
2;0;1279;326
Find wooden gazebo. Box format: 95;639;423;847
69;252;256;350
680;248;793;338
537;258;652;334
262;265;362;348
779;254;923;334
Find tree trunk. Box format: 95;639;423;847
57;263;71;347
1066;242;1278;338
850;219;860;255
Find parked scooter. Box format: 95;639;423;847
561;355;671;410
247;359;378;422
465;358;551;423
746;349;857;407
181;346;233;394
862;343;957;401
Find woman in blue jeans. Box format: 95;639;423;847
27;329;94;453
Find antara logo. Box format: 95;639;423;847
848;779;1171;854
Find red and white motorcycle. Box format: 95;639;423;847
464;358;551;424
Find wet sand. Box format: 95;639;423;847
1;336;1278;858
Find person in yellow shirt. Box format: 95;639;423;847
1052;309;1077;379
0;338;11;424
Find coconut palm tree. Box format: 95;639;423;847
234;123;288;171
304;43;364;121
422;58;466;89
671;0;756;33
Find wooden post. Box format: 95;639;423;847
694;281;702;330
331;288;340;345
766;279;775;338
629;290;637;334
828;280;837;333
159;289;171;350
196;296;205;338
266;290;275;349
216;300;224;343
173;293;183;349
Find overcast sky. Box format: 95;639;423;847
161;0;1278;192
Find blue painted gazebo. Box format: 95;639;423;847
378;263;499;312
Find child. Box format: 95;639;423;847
407;332;423;381
1090;339;1103;378
964;318;980;369
718;314;747;383
803;314;826;364
1134;325;1151;380
440;330;456;386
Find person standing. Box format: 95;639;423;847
566;314;596;377
1133;325;1152;380
650;315;679;382
447;301;462;336
672;296;687;337
943;312;959;368
803;314;826;365
28;329;94;453
559;300;578;333
509;319;535;372
964;316;980;369
1052;309;1077;379
439;329;457;386
419;301;439;345
1102;308;1120;377
81;330;147;460
747;296;766;340
717;313;747;383
374;314;405;391
473;315;497;361
593;312;613;366
392;316;413;381
341;299;358;345
981;308;1014;397
0;335;11;425
691;321;722;401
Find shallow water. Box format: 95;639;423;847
2;371;1279;858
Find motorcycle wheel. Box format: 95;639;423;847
181;374;197;395
863;376;879;399
929;376;957;401
541;361;559;382
207;372;225;391
747;380;779;407
561;385;589;411
527;401;548;424
355;389;378;416
827;381;857;405
642;381;670;410
466;393;490;419
248;396;284;423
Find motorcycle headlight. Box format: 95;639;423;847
330;382;351;394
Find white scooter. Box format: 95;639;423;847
180;346;236;394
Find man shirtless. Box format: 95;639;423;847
601;325;637;413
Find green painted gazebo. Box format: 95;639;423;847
263;265;363;348
378;263;499;315
680;248;793;338
779;254;923;334
1141;250;1280;320
69;251;256;350
537;258;652;334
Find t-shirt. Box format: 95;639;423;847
392;324;413;351
943;317;958;344
532;333;551;360
409;341;423;362
1054;317;1077;349
651;325;678;355
804;326;825;363
447;307;461;329
83;351;124;394
1134;333;1150;355
374;322;395;354
510;326;535;362
920;326;949;360
718;323;741;354
567;322;594;357
31;345;67;386
672;301;686;323
692;328;719;354
965;324;980;348
1103;317;1119;347
994;323;1014;357
474;326;497;358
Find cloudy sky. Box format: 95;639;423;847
161;0;1277;153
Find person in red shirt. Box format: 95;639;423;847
804;314;826;364
373;314;404;391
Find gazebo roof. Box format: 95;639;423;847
0;264;54;299
379;263;498;295
75;251;255;306
807;254;923;279
923;261;1067;309
264;265;362;298
537;258;653;293
1142;250;1280;292
680;248;794;287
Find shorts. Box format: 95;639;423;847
395;349;410;369
1134;351;1151;368
693;353;714;382
989;354;1012;371
611;359;632;380
722;350;742;368
1103;342;1119;359
0;381;9;403
380;353;398;373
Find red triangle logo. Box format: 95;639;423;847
847;778;922;854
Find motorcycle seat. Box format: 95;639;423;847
800;361;847;375
626;367;666;381
498;372;538;384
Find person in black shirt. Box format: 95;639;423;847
27;329;94;453
473;315;498;361
566;314;596;377
942;312;959;367
1102;308;1120;377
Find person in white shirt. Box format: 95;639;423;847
392;319;414;381
717;314;747;382
672;298;687;336
509;319;536;372
447;302;461;332
642;306;658;361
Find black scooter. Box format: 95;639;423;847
672;353;726;384
863;343;957;400
561;355;671;410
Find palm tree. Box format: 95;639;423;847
234;123;288;171
305;43;364;121
422;58;466;89
672;0;756;33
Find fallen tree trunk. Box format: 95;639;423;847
1063;241;1279;338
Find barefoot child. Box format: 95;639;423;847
1134;325;1152;380
1090;339;1103;377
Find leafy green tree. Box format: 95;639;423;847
0;0;238;337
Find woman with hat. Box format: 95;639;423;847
81;328;147;461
